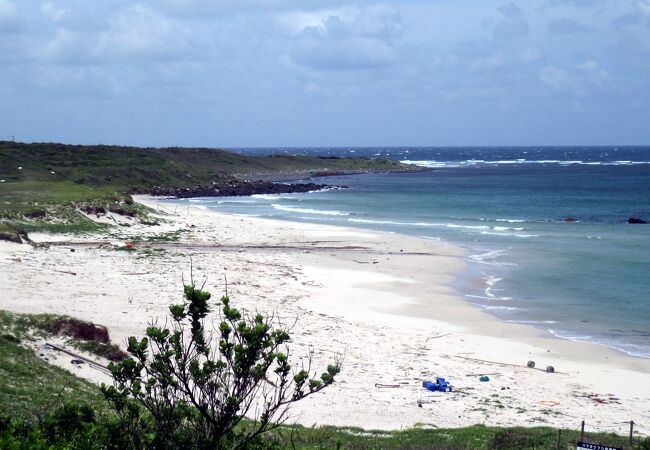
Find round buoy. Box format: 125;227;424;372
126;242;133;249
545;365;555;373
527;360;535;368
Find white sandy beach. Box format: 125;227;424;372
1;195;649;436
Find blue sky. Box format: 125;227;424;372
1;0;649;147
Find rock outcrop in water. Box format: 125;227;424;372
131;180;337;198
627;217;648;224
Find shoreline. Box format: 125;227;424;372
1;194;649;432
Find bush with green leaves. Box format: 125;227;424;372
101;279;340;450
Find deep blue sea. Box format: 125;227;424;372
169;147;650;358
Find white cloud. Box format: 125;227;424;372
493;3;529;38
286;6;402;71
0;0;17;30
93;4;198;61
520;48;543;63
539;65;572;89
41;2;67;22
577;59;608;82
0;0;15;17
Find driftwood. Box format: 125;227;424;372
426;333;452;342
45;342;112;375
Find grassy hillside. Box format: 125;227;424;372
0;141;408;189
0;141;412;239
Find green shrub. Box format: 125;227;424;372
102;278;340;449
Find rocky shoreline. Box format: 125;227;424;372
129;179;339;199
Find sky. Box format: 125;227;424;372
1;0;649;147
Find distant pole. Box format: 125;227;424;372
580;421;585;442
556;429;561;450
629;421;634;448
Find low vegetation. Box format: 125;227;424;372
0;311;128;364
0;141;413;239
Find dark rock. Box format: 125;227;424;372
131;179;339;199
108;206;137;217
627;217;647;224
24;209;47;219
79;205;107;216
563;217;578;223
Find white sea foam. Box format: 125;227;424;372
505;320;558;324
480;305;524;311
251;194;293;200
480;231;539;238
548;329;650;358
444;223;490;230
467;249;516;268
400;159;650;168
272;204;349;216
348;218;435;227
217;199;256;204
484;275;511;299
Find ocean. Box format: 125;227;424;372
167;147;650;358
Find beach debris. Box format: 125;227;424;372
527;360;536;368
465;372;501;377
70;359;85;365
426;333;452;342
55;270;77;276
422;378;452;392
479;375;490;382
417;398;437;407
539;400;560;407
126;242;133;249
14;256;22;262
572;392;622;405
374;383;401;389
545;365;555;373
47;342;111;375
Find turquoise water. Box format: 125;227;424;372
167;147;650;358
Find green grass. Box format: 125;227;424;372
0;180;152;237
0;141;414;237
0;141;411;190
268;423;621;449
0;333;105;420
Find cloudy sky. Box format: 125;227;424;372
1;0;649;147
